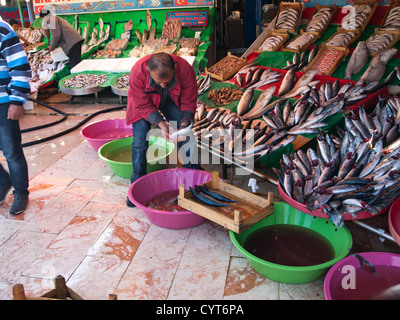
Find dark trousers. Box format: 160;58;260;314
67;40;84;69
130;103;199;184
0;106;29;195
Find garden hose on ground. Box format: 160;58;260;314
21;97;126;148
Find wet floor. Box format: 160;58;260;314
0;89;399;300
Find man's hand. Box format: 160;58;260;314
157;120;170;141
48;45;54;51
7;104;25;120
179;121;190;129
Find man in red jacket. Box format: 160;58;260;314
126;53;202;207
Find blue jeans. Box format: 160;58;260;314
130;103;200;183
0;106;29;195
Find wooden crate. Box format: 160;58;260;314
339;0;378;34
254;30;290;53
273;2;304;35
366;28;400;56
281;29;320;53
303;4;337;36
205;52;248;81
379;0;400;31
324;28;361;48
178;171;275;233
303;45;349;76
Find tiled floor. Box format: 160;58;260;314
0;90;399;300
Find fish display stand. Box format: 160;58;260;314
178;171;274;233
12;275;84;300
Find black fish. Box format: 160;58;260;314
190;187;230;210
197;185;236;203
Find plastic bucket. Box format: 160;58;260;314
98;136;175;178
230;202;353;284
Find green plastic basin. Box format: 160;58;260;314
229;202;353;284
98;135;175;178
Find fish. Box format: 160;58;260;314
146;9;152;31
236;88;254;116
190;187;231;210
197;185;236;202
357;48;398;85
170;123;194;140
241;86;276;120
278;68;295;97
281;69;319;99
344;41;369;80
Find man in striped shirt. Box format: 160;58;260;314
0;17;31;215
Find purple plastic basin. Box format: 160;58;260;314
128;168;211;229
324;252;400;300
80;118;132;151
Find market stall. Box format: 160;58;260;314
194;0;400;231
27;1;216;97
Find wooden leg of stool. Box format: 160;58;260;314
55;275;68;299
12;284;27;300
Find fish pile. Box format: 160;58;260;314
285;32;317;51
129;38;169;58
197;74;211;95
207;55;247;78
275;96;400;227
136;11;156;44
82;20;110;55
380;5;400;31
258;34;286;52
304;7;335;33
176;38;200;56
116;74;129;89
325;31;358;47
366;32;397;53
356;48;398;85
105;39;129;50
63;73;108;89
206;87;244;105
162;18;182;40
19;28;43;44
27;48;67;90
233;65;282;89
342;3;373;30
283;45;320;72
189;185;236;210
274;7;300;32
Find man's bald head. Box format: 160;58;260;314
148;53;175;79
148;53;175;88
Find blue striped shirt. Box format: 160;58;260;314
0;19;31;107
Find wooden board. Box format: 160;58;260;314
178;171;274;233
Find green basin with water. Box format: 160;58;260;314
229;202;353;284
98;136;175;178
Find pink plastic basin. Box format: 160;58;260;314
80;118;132;151
324;252;400;300
389;197;400;247
128;168;210;229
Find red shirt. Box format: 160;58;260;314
125;54;197;125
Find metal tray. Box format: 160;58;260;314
59;85;105;96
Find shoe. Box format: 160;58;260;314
9;193;29;215
0;181;12;205
126;196;136;208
